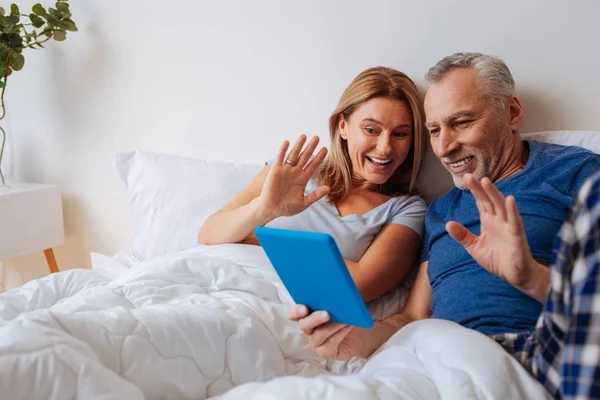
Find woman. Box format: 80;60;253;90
198;66;427;303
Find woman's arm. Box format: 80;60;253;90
198;135;329;245
345;223;421;303
198;166;272;245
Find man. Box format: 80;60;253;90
290;53;600;399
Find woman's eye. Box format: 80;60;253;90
364;126;378;134
393;132;408;138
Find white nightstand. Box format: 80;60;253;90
0;183;65;274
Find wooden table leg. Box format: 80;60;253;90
43;249;59;274
0;260;5;293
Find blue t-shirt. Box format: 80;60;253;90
422;140;600;335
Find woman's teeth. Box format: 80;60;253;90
367;156;392;165
449;156;474;168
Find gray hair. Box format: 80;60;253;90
425;52;515;108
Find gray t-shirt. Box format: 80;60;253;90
264;161;427;262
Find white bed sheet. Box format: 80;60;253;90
0;245;550;399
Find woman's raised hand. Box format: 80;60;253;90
258;135;330;219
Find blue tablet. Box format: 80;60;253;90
254;226;374;328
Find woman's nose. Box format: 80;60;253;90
376;134;393;155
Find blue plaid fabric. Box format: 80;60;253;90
492;171;600;399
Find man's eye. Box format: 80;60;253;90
429;128;440;136
457;120;472;127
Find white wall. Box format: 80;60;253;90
3;0;600;288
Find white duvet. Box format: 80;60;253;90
0;245;550;399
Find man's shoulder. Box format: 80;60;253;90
529;139;600;172
526;139;600;196
528;139;599;162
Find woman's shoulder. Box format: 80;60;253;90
379;194;427;238
389;194;427;213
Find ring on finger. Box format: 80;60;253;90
285;159;297;166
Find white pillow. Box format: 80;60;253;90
117;131;600;262
521;130;600;154
116;151;263;261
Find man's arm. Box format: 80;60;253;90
288;261;432;360
384;261;433;330
445;174;550;303
516;261;550;303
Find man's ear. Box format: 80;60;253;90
507;95;524;135
338;115;348;140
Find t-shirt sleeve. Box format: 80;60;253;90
568;153;600;196
420;209;433;264
419;196;446;264
388;195;428;239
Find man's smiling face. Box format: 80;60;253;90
424;68;515;189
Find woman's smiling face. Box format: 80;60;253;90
339;97;414;189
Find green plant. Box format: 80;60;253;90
0;1;77;185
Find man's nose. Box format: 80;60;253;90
437;128;459;158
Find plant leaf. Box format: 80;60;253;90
10;4;19;16
62;18;77;31
32;4;46;16
7;15;18;24
8;34;22;48
53;30;66;41
29;14;45;28
0;67;4;76
44;14;75;32
9;51;24;70
44;14;61;26
56;2;69;13
0;8;5;17
0;48;9;62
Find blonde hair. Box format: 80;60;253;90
319;66;426;202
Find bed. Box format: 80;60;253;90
0;130;598;399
